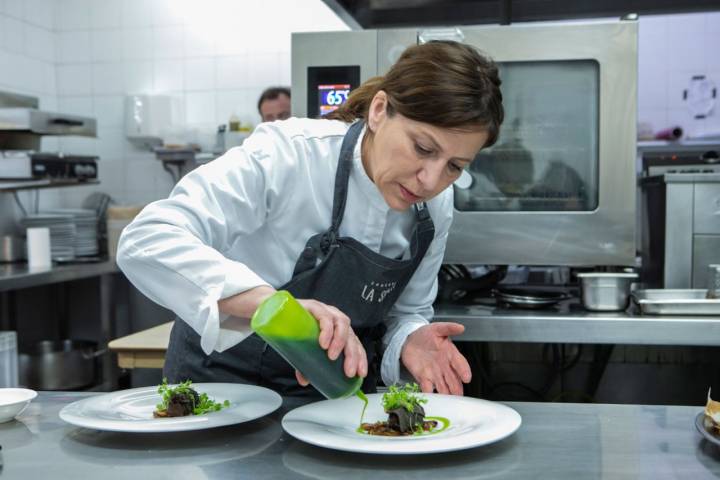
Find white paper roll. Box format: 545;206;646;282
26;227;51;269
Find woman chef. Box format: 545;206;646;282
117;40;504;398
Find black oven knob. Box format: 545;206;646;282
73;164;96;177
702;150;719;163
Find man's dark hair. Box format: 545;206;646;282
257;87;291;114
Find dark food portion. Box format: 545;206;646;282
361;405;437;436
388;405;426;433
154;388;200;418
361;419;438;436
153;378;230;418
361;383;434;436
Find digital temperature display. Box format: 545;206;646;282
318;84;351;116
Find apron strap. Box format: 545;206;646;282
292;121;435;277
328;120;365;236
291;121;362;277
413;202;429;220
406;202;435;263
292;233;324;277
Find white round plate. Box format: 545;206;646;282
59;383;282;432
282;393;521;455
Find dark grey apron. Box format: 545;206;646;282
163;120;436;398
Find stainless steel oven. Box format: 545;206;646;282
292;19;638;267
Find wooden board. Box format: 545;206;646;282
109;321;173;369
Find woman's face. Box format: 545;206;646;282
363;91;489;211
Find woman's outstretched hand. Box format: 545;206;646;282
400;322;471;395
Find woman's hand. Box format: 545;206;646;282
218;288;367;386
400;322;471;395
294;299;368;386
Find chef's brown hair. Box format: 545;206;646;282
325;40;504;147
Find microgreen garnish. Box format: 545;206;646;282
156;378;230;415
381;383;427;413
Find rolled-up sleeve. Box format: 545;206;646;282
116;125;296;354
380;191;454;386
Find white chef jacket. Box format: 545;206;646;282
116;117;454;386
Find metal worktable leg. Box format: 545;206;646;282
0;291;16;331
99;273;117;390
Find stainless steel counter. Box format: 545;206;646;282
0;260;118;292
434;302;720;346
0;261;120;390
1;392;718;479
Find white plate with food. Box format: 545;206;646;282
698;388;720;446
282;384;521;454
59;380;282;433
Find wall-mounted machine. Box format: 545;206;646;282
292;20;638;267
0;91;96;151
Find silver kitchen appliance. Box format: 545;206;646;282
0;150;33;179
0;91;96;151
0;151;98;180
640;168;720;289
291;19;638;267
30;153;98;180
639;143;720;289
0;90;98;187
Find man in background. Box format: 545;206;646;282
258;87;291;122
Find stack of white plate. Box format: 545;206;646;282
21;214;76;260
45;209;99;257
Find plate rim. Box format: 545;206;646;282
59;383;282;433
281;393;522;455
695;411;720;446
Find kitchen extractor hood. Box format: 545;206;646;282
0;91;96;150
0;108;96;137
323;0;720;28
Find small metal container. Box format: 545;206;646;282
634;289;720;315
0;235;25;262
577;272;638;311
706;264;720;299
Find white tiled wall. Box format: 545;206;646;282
0;0;59;232
638;12;720;139
48;0;349;207
1;4;718;220
0;0;56;105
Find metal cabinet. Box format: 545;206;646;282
642;172;720;288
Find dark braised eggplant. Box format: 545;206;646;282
164;389;200;417
153;378;229;418
387;405;426;433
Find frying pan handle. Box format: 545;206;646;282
82;348;107;360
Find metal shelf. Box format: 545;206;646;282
0;178;99;192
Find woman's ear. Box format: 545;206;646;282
367;90;388;132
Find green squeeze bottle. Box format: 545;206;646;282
250;290;363;399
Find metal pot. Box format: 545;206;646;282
19;340;105;390
577;272;638;311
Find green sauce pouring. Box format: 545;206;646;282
356;390;369;425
